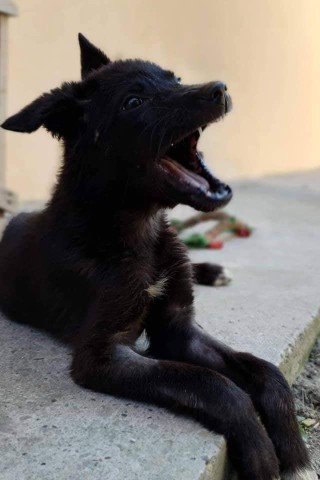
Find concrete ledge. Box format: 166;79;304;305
280;308;320;385
1;170;320;480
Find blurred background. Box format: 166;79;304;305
1;0;320;201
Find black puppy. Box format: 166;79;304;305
0;35;314;480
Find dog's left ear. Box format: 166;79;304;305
78;33;111;79
1;82;88;138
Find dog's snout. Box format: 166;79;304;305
209;82;227;104
196;81;227;103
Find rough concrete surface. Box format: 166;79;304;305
1;170;320;480
293;337;320;475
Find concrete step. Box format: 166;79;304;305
1;170;320;480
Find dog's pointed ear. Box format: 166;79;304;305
1;82;87;138
78;33;111;79
1;96;45;133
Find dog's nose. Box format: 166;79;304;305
198;82;227;103
209;82;227;104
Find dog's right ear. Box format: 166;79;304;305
78;33;111;79
1;82;88;138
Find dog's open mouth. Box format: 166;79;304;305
158;127;232;211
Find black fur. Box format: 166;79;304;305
0;35;311;480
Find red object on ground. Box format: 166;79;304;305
236;228;251;237
208;241;224;249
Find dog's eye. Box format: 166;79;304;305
122;97;144;111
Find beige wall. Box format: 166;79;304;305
4;0;320;201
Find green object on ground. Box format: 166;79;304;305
183;233;210;248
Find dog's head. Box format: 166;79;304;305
2;34;232;212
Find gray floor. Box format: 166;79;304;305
1;170;320;480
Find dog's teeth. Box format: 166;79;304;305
171;143;174;147
198;127;203;136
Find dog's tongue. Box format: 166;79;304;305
161;157;210;191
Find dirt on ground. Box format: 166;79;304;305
292;337;320;476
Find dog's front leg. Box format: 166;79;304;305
147;307;313;480
144;224;313;479
191;331;313;480
71;292;278;480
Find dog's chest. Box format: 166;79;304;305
122;248;169;301
145;274;168;299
